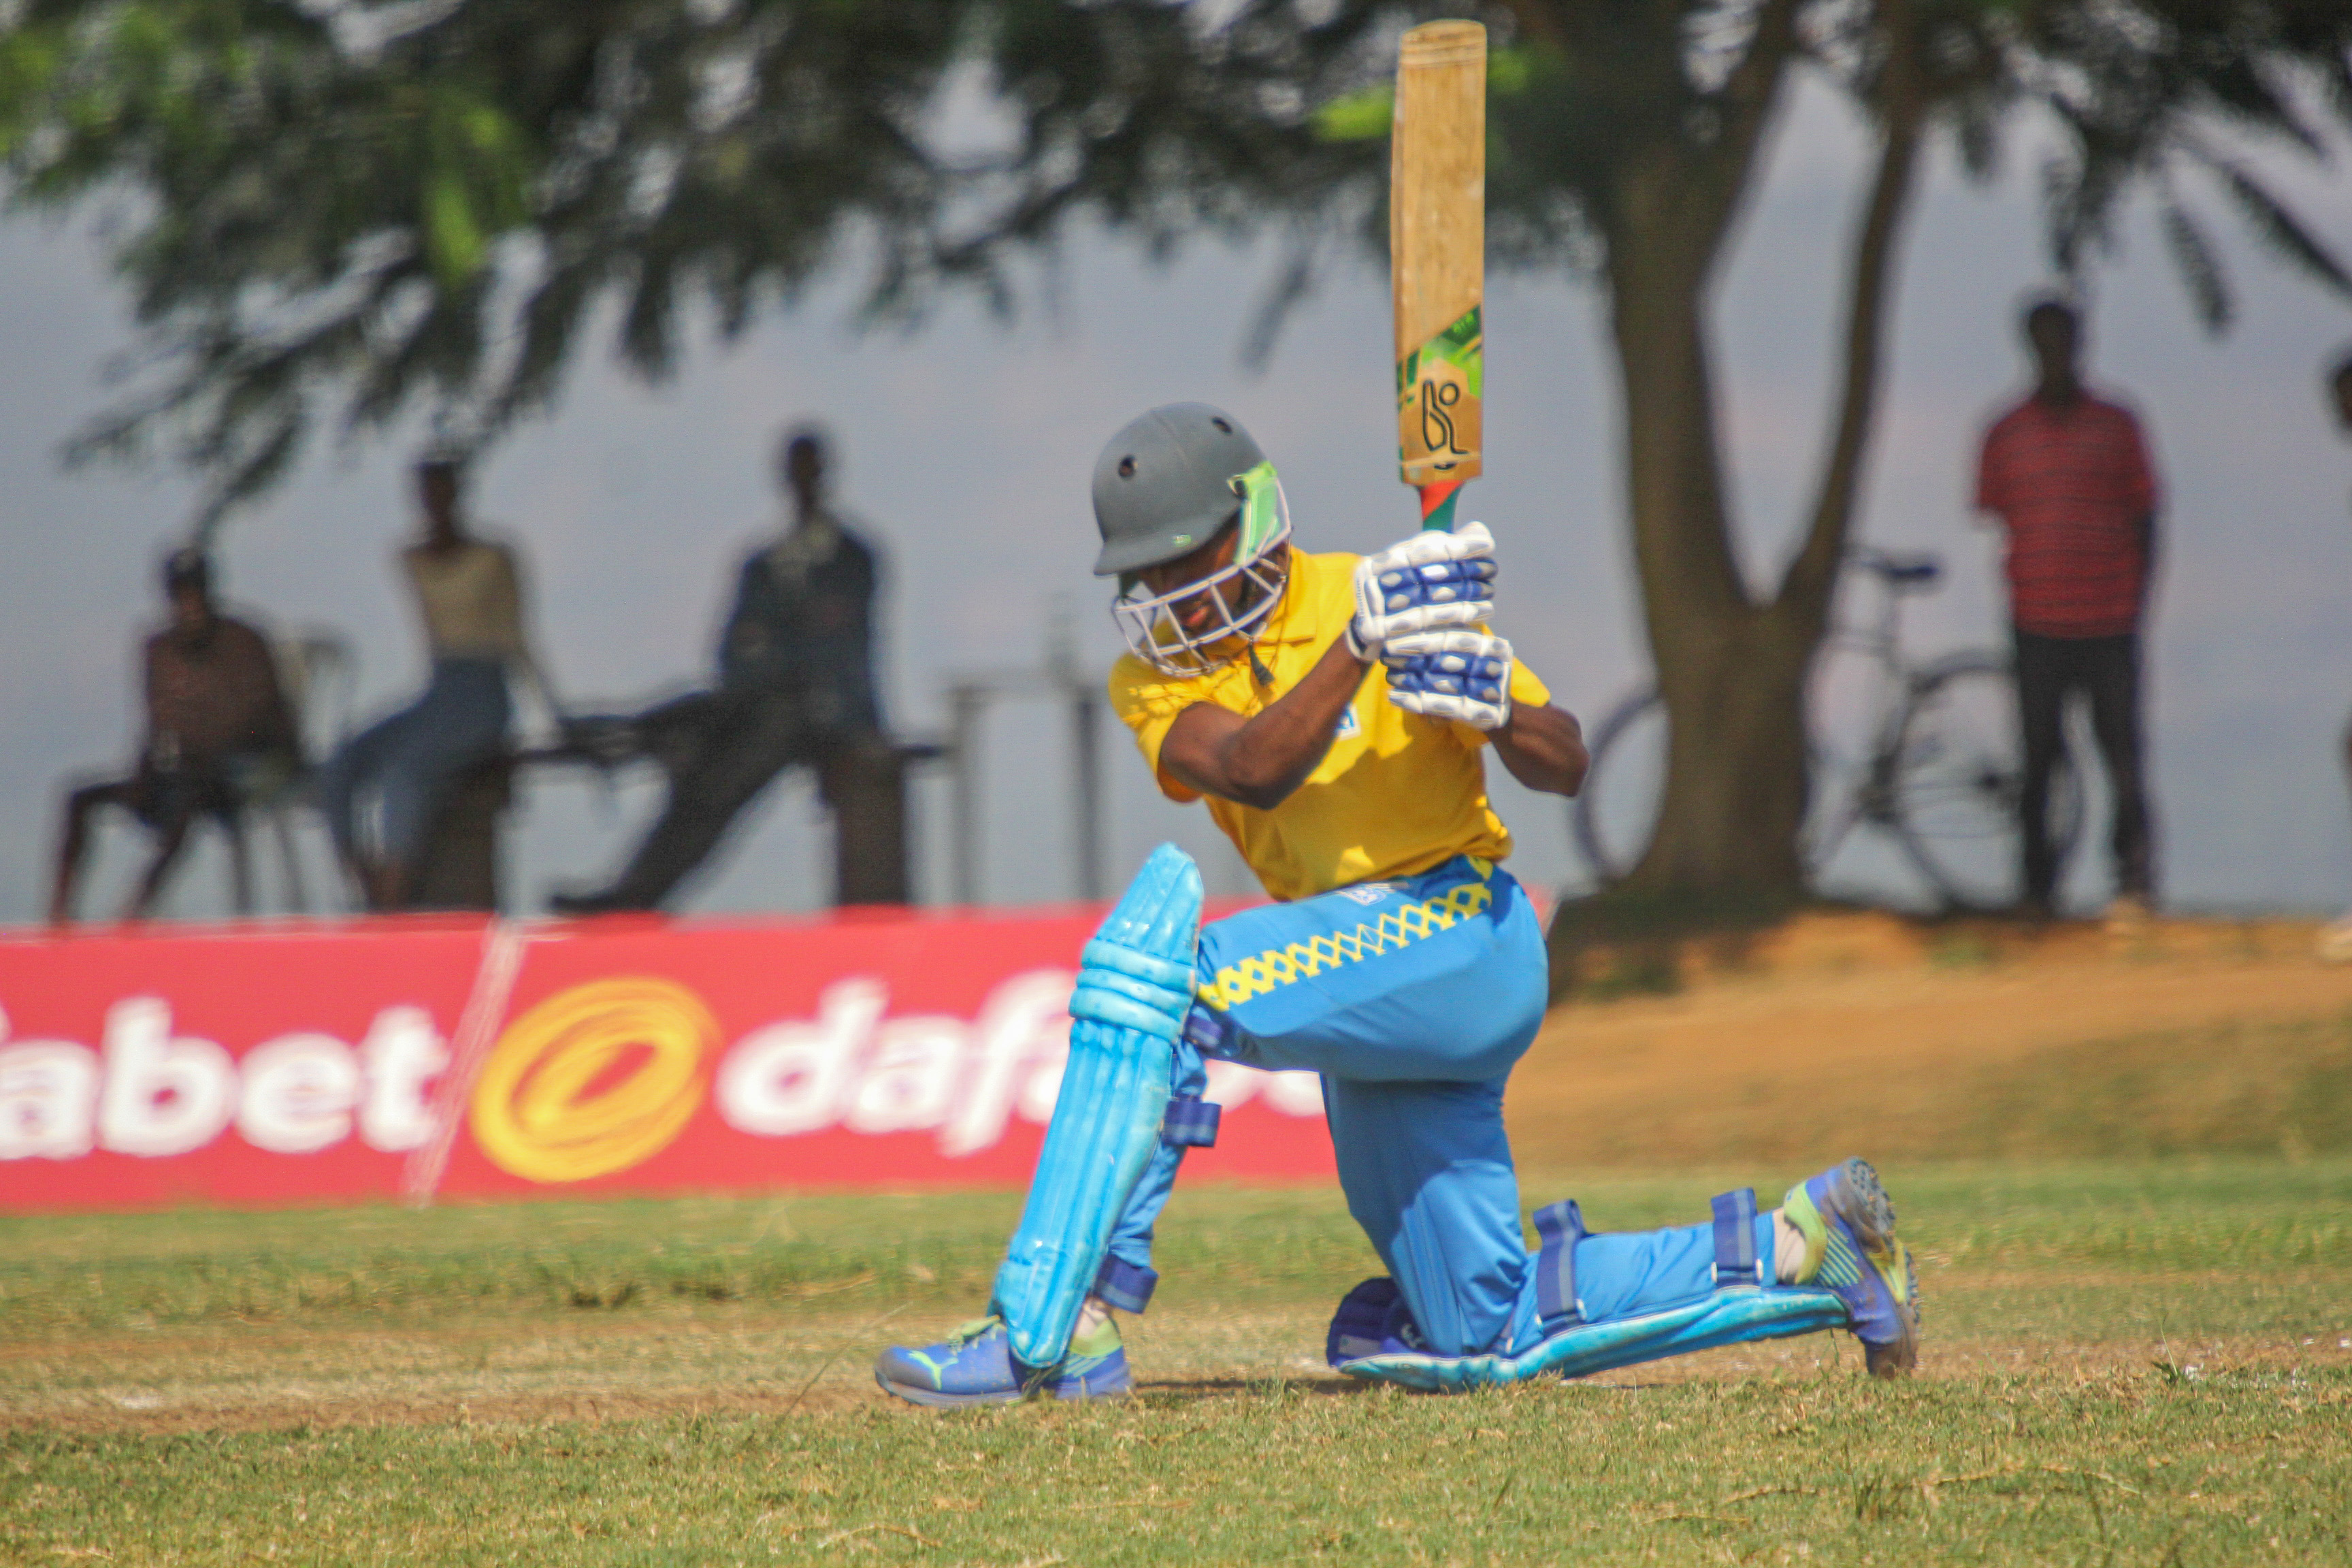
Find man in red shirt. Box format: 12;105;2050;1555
1976;299;2160;919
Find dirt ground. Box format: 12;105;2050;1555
1510;911;2352;1166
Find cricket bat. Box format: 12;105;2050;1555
1390;18;1486;534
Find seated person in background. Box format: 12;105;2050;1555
553;424;887;913
318;457;562;911
49;549;297;923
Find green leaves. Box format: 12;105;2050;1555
3;0;2349;525
1309;45;1534;144
2213;157;2352;299
420;86;533;287
2034;0;2352;322
1310;80;1388;142
2159;197;2230;331
0;26;65;162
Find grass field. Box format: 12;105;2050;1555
5;1160;2349;1566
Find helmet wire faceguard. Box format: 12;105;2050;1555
1111;461;1292;677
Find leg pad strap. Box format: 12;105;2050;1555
1162;1096;1220;1147
1531;1199;1588;1335
1712;1187;1761;1287
1181;1000;1236;1056
1091;1255;1158;1314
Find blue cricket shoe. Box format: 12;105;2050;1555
1780;1157;1921;1377
1325;1276;1427;1367
874;1315;1132;1407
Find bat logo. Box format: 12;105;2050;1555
1419;376;1469;469
1396;306;1482;486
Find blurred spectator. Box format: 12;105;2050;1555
47;549;297;923
553;425;887;913
2319;352;2352;962
1976;297;2161;924
318;459;562;911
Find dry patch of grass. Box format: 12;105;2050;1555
1516;911;2352;1166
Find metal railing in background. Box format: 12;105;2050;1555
939;601;1105;908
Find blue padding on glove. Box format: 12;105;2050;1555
991;843;1203;1370
1373;557;1497;615
1712;1188;1761;1288
1162;1096;1220;1147
1386;650;1511;704
1531;1199;1588;1334
1336;1286;1850;1392
1091;1255;1159;1315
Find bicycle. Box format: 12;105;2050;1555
1571;549;2080;911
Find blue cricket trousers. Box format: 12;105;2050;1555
1101;857;1776;1356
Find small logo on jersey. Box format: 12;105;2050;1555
1333;705;1362;740
1337;883;1392;906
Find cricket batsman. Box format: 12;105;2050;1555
876;404;1919;1403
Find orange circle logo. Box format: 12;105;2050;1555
470;977;717;1183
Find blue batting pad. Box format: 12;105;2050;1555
1337;1286;1850;1393
992;843;1202;1369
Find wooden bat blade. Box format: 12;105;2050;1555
1392;18;1486;523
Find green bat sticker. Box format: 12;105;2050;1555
1396;304;1484;487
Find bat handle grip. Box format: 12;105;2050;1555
1417;479;1465;534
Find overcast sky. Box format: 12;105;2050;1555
5;76;2351;926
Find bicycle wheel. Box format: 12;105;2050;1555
1571;687;1665;885
1888;655;2080;911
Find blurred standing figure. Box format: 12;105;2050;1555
2317;353;2352;962
318;458;560;911
1976;298;2161;923
552;425;885;913
48;549;297;923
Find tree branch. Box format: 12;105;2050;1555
1680;0;1802;258
1718;0;1801;182
1777;0;1927;623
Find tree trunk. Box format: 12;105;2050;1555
1607;193;1816;898
1597;27;1929;909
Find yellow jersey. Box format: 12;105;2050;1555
1107;548;1552;902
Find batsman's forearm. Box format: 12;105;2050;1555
1215;641;1370;805
1166;639;1369;810
1492;702;1587;798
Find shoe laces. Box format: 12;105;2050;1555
945;1315;1004;1348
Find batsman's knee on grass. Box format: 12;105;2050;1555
875;402;1921;1407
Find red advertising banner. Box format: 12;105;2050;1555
0;904;1336;1213
0;917;493;1210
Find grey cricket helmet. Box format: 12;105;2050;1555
1091;403;1268;576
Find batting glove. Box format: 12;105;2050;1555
1384;628;1514;731
1343;521;1497;661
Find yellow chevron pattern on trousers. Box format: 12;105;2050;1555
1198;876;1494;1010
